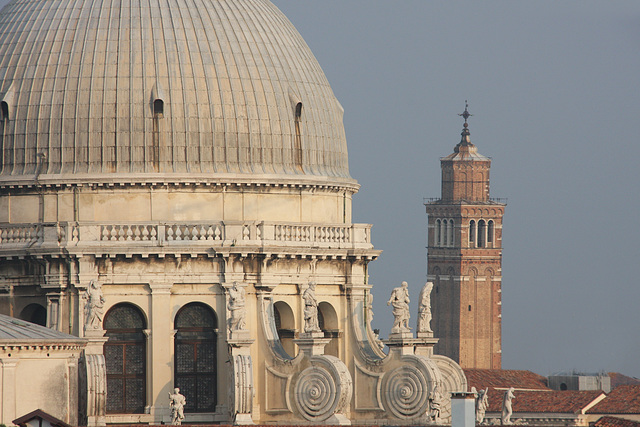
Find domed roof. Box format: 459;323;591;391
0;0;352;185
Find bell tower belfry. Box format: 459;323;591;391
424;102;506;369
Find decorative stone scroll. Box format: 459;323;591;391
294;355;352;424
232;355;254;425
382;364;430;419
79;353;107;426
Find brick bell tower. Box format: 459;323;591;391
424;102;506;369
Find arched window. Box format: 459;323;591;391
151;99;163;171
104;304;147;414
274;301;296;357
294;102;303;171
478;220;486;248
488;220;494;245
153;99;164;117
20;303;46;326
447;219;453;247
442;219;448;246
0;101;8;169
469;220;476;246
174;303;217;413
434;219;441;247
318;302;339;357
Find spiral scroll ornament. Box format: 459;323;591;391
294;366;338;421
383;365;430;419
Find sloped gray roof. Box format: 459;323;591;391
0;313;84;342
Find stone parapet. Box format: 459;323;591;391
0;221;375;256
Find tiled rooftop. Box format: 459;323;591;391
609;373;640;389
589;385;640;414
594;416;640;427
464;368;550;391
485;389;604;413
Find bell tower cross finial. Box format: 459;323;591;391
458;100;472;127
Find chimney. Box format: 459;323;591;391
451;392;476;427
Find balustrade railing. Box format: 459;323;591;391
0;224;42;245
0;221;372;251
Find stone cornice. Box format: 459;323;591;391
0;173;361;193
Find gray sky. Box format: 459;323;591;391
0;0;637;378
271;1;640;377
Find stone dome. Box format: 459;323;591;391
0;0;352;186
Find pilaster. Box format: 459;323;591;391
148;282;173;415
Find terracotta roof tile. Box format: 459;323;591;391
609;373;640;389
484;389;604;413
589;385;640;414
464;369;550;391
594;416;640;427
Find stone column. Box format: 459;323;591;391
149;283;173;420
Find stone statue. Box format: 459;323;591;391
428;384;443;423
417;281;433;333
169;387;186;425
501;387;515;425
303;281;320;333
228;282;247;331
85;281;105;330
475;387;489;424
387;281;411;333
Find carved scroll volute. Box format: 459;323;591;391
293;355;352;424
231;354;254;425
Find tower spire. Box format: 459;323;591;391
456;100;473;149
458;100;472;126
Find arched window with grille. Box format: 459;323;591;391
174;303;218;413
434;219;441;247
104;303;147;414
447;219;454;247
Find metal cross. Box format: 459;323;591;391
458;100;472;126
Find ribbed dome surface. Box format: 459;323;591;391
0;0;351;183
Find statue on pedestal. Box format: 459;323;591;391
84;281;105;331
228;282;247;331
501;387;515;425
417;282;433;333
387;281;411;333
473;387;489;424
303;281;320;333
169;387;186;425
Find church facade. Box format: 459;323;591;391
0;0;466;425
425;106;506;370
